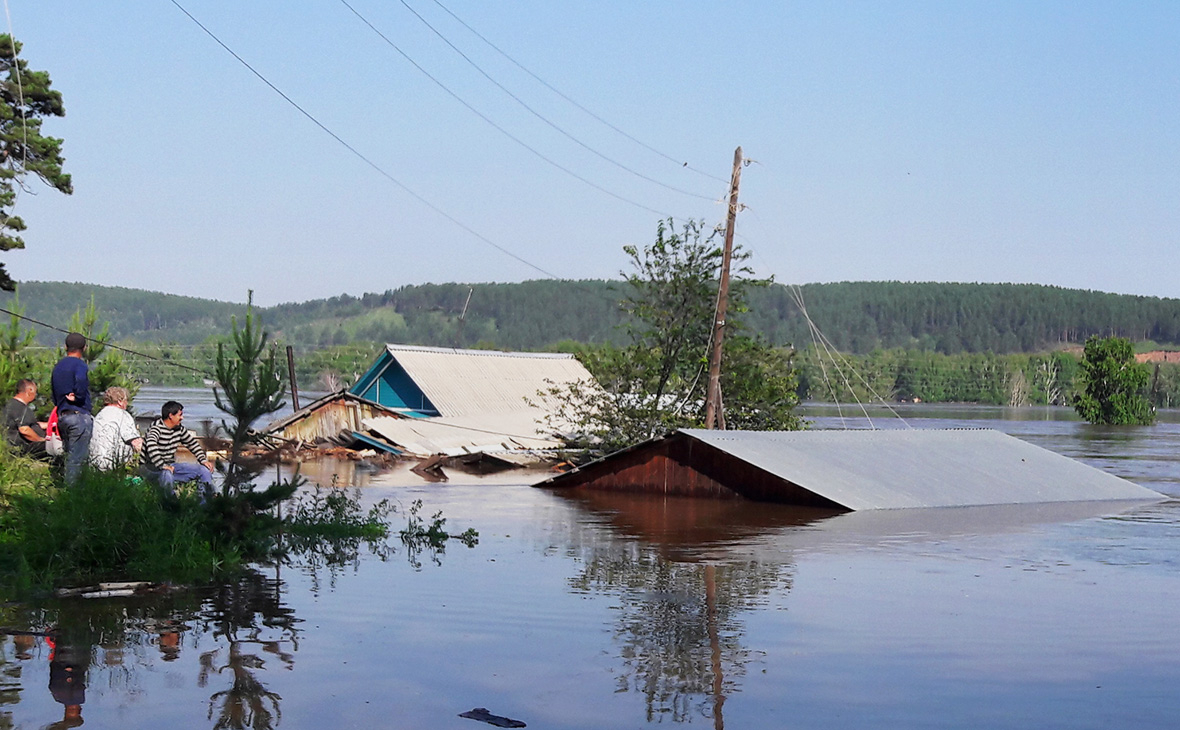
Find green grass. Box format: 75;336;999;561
0;466;226;591
0;456;395;594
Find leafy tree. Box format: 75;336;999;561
0;35;72;291
718;338;801;431
1073;335;1154;425
542;219;802;452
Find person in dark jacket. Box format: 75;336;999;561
50;332;92;484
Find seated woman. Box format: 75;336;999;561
88;386;143;470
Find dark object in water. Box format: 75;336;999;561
459;707;526;728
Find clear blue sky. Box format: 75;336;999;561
7;1;1179;305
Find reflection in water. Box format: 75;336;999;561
561;492;810;726
1;633;26;730
558;490;840;560
46;631;86;729
198;570;298;730
0;567;299;730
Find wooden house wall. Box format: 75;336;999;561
546;433;847;509
275;400;391;443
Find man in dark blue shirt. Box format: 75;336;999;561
51;332;93;484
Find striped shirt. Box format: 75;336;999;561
143;418;207;470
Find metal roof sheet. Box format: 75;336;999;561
364;412;561;457
383;345;595;418
679;428;1162;509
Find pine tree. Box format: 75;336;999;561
0;35;72;290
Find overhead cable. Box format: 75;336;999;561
336;0;673;219
388;0;718;202
0;305;216;376
426;0;730;186
168;0;567;281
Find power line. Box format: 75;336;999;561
0;305;216;376
336;0;673;218
386;0;718;202
168;0;569;282
426;0;730;186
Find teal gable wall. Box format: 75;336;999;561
349;352;438;415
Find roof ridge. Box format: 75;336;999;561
385;344;574;359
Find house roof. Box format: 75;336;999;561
363;411;562;457
376;344;594;418
538;428;1164;510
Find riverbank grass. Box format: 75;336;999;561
0;455;393;593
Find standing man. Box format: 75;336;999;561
142;400;214;495
89;386;143;471
4;378;48;458
51;332;93;483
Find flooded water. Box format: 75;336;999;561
4;397;1180;728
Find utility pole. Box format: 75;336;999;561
455;287;474;347
286;345;300;412
705;146;743;430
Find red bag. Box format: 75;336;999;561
45;407;64;457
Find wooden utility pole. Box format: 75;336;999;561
455;287;474;347
286;345;300;412
705;146;743;430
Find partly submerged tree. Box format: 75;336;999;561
0;35;72;290
213;294;286;494
541;218;802;452
1073;335;1154;425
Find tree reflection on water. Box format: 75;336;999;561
198;569;298;730
573;551;789;726
0;565;298;730
559;492;817;727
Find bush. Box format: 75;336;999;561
0;468;226;591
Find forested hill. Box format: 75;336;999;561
746;282;1180;353
4;280;1180;354
0;282;247;344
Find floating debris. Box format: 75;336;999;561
459;707;526;728
53;582;179;599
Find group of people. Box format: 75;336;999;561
3;332;214;493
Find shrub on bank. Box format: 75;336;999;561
0;466;228;590
0;454;392;593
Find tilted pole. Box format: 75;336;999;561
286;345;300;412
705;146;743;430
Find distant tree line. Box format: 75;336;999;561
797;345;1180;410
9;280;1180;411
6;280;1180;356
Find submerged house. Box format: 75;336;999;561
267;345;597;458
537;428;1164;510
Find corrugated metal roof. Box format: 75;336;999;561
364;412;561;457
679;428;1162;509
384;344;595;418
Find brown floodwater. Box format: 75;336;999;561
4;402;1180;729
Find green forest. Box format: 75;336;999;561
5;280;1180;353
4;279;1180;406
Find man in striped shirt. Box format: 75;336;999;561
142;400;214;495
